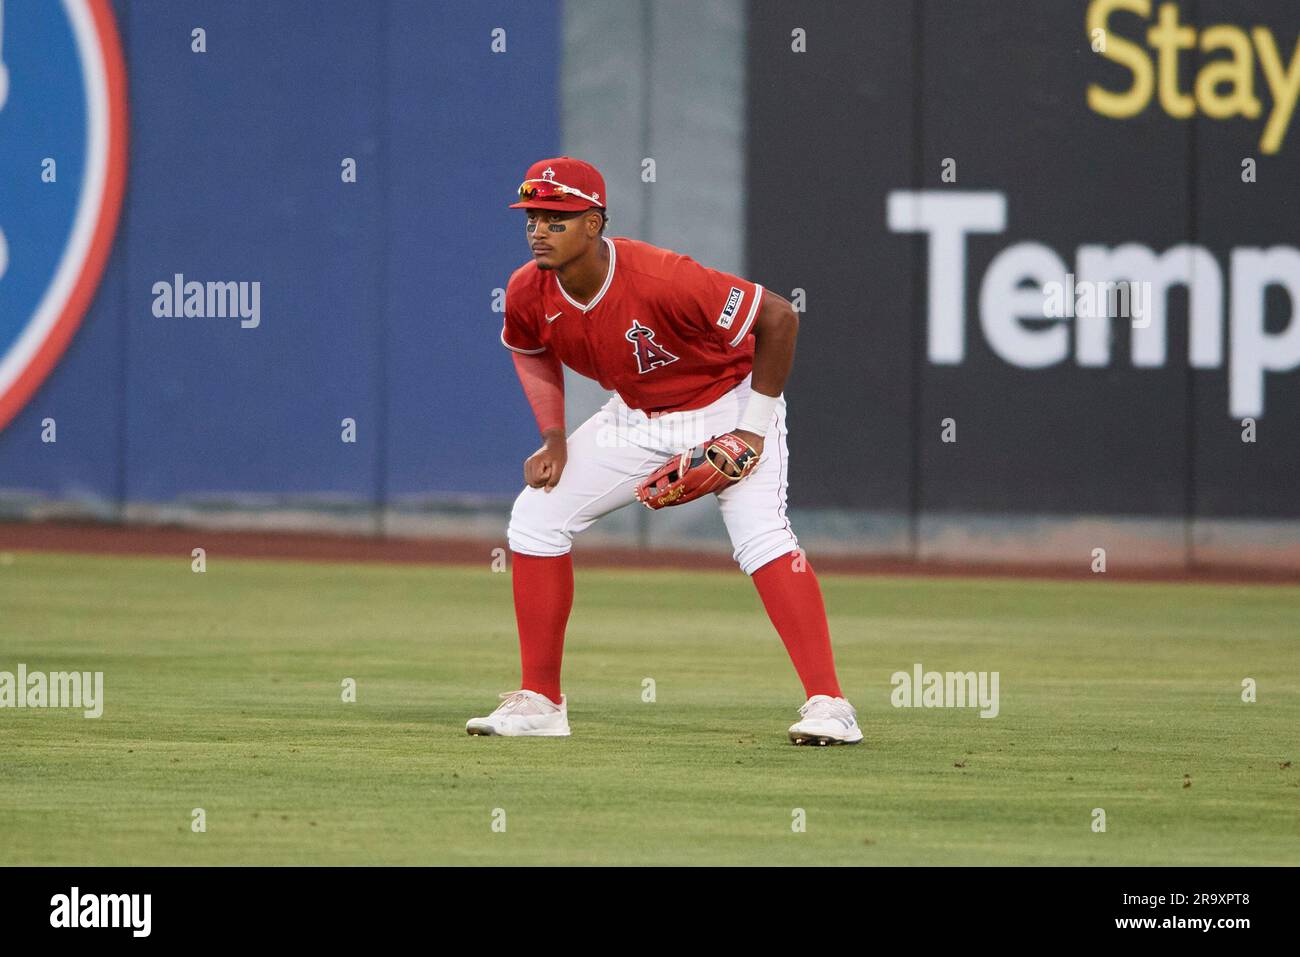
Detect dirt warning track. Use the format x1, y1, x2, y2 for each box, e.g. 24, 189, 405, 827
3, 520, 1298, 585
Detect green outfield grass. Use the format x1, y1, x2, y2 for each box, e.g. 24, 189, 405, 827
0, 550, 1296, 866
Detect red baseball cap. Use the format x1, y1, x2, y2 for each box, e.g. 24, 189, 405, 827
509, 157, 607, 212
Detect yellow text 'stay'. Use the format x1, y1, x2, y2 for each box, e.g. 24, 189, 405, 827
1088, 0, 1300, 154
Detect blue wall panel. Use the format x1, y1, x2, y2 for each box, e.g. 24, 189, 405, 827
383, 0, 559, 499
0, 0, 561, 510
121, 0, 385, 501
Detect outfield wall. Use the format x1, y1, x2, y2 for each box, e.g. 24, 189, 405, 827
0, 0, 562, 520
1, 1, 1298, 571
745, 0, 1300, 569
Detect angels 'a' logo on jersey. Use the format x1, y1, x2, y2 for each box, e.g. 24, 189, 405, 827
625, 319, 679, 374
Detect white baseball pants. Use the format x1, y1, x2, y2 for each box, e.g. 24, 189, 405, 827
507, 373, 799, 575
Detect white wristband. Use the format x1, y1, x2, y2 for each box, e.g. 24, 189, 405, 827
737, 391, 778, 436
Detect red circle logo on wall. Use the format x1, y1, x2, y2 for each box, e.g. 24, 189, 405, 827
0, 0, 128, 432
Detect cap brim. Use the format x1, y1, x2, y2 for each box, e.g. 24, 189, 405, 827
508, 198, 597, 211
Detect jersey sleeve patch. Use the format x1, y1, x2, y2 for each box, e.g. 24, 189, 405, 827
715, 286, 745, 330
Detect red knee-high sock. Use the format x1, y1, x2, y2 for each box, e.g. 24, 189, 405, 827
511, 552, 573, 704
751, 553, 843, 699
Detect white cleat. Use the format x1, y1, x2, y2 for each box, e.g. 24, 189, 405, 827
466, 690, 571, 737
788, 694, 863, 746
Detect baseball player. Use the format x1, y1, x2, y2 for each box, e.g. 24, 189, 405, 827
466, 157, 861, 745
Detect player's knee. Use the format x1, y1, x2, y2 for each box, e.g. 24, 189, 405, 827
732, 527, 800, 576
506, 486, 573, 556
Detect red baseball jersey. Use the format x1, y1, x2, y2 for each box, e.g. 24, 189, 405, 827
500, 236, 764, 413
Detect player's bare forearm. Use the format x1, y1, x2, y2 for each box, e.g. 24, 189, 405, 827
748, 291, 797, 399
734, 291, 797, 453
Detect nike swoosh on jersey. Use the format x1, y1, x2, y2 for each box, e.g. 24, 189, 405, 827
545, 311, 563, 323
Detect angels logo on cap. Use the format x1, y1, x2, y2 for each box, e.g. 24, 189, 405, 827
510, 157, 607, 212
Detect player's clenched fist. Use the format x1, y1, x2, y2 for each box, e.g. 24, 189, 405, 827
524, 427, 568, 492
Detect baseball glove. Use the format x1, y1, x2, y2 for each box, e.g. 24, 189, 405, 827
635, 432, 761, 510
